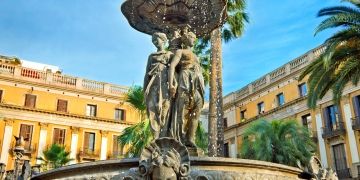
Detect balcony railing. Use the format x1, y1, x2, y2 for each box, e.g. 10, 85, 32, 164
322, 122, 346, 139
310, 130, 318, 142
78, 148, 100, 160
108, 151, 122, 159
336, 168, 352, 179
352, 116, 360, 131
0, 61, 129, 96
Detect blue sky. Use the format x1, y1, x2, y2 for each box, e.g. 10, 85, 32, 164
0, 0, 341, 96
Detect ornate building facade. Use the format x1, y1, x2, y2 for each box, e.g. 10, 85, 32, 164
223, 45, 360, 179
0, 55, 140, 171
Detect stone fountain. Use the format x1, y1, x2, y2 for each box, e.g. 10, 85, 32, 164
31, 0, 321, 179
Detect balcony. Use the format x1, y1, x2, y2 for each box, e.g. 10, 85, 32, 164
352, 116, 360, 131
310, 130, 318, 142
107, 151, 122, 159
322, 122, 346, 139
336, 168, 352, 179
78, 148, 100, 161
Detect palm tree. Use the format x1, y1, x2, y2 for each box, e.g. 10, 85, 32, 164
118, 85, 152, 157
240, 120, 316, 167
198, 0, 249, 157
118, 86, 209, 157
299, 0, 360, 108
37, 144, 72, 171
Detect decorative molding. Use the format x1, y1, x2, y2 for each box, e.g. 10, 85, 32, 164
39, 122, 49, 130
100, 130, 109, 137
71, 126, 80, 133
3, 118, 14, 126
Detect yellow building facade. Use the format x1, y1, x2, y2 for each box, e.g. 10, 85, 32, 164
0, 55, 140, 171
223, 45, 360, 179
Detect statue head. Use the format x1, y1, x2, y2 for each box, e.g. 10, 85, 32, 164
152, 32, 168, 50
181, 31, 196, 47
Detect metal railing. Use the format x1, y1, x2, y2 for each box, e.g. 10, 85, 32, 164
336, 168, 352, 179
352, 116, 360, 130
78, 147, 100, 159
322, 122, 346, 139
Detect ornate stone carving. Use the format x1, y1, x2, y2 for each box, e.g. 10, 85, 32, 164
306, 156, 338, 180
139, 138, 190, 180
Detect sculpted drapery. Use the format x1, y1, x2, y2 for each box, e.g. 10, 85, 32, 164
144, 28, 205, 147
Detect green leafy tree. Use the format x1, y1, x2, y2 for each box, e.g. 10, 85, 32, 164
299, 0, 360, 108
118, 86, 208, 157
37, 144, 73, 170
240, 120, 316, 167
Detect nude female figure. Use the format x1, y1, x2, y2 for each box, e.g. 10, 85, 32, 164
168, 31, 205, 147
144, 32, 173, 138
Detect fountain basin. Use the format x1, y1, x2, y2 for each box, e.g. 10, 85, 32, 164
32, 157, 304, 179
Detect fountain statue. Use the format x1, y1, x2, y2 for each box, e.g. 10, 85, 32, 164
32, 1, 311, 179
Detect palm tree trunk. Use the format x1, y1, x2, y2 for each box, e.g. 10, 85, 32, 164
208, 27, 223, 157
216, 35, 224, 157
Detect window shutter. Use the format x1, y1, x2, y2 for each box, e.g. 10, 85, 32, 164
25, 94, 36, 108
123, 110, 126, 121
322, 108, 330, 128
353, 96, 360, 117
53, 128, 59, 144
84, 133, 90, 150
57, 100, 68, 112
86, 105, 90, 116
0, 90, 3, 102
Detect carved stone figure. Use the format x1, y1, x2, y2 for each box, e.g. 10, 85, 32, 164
168, 30, 205, 147
138, 138, 190, 180
306, 156, 338, 180
144, 32, 173, 138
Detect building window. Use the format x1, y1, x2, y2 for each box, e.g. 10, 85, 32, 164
301, 114, 312, 129
53, 128, 66, 145
298, 83, 307, 97
19, 124, 33, 150
57, 99, 68, 112
332, 144, 350, 178
0, 90, 3, 102
325, 105, 341, 130
112, 135, 122, 158
115, 109, 126, 121
352, 95, 360, 118
240, 110, 246, 120
224, 143, 229, 157
223, 118, 228, 128
24, 94, 36, 108
86, 104, 97, 117
257, 102, 265, 115
84, 132, 96, 152
276, 93, 285, 106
